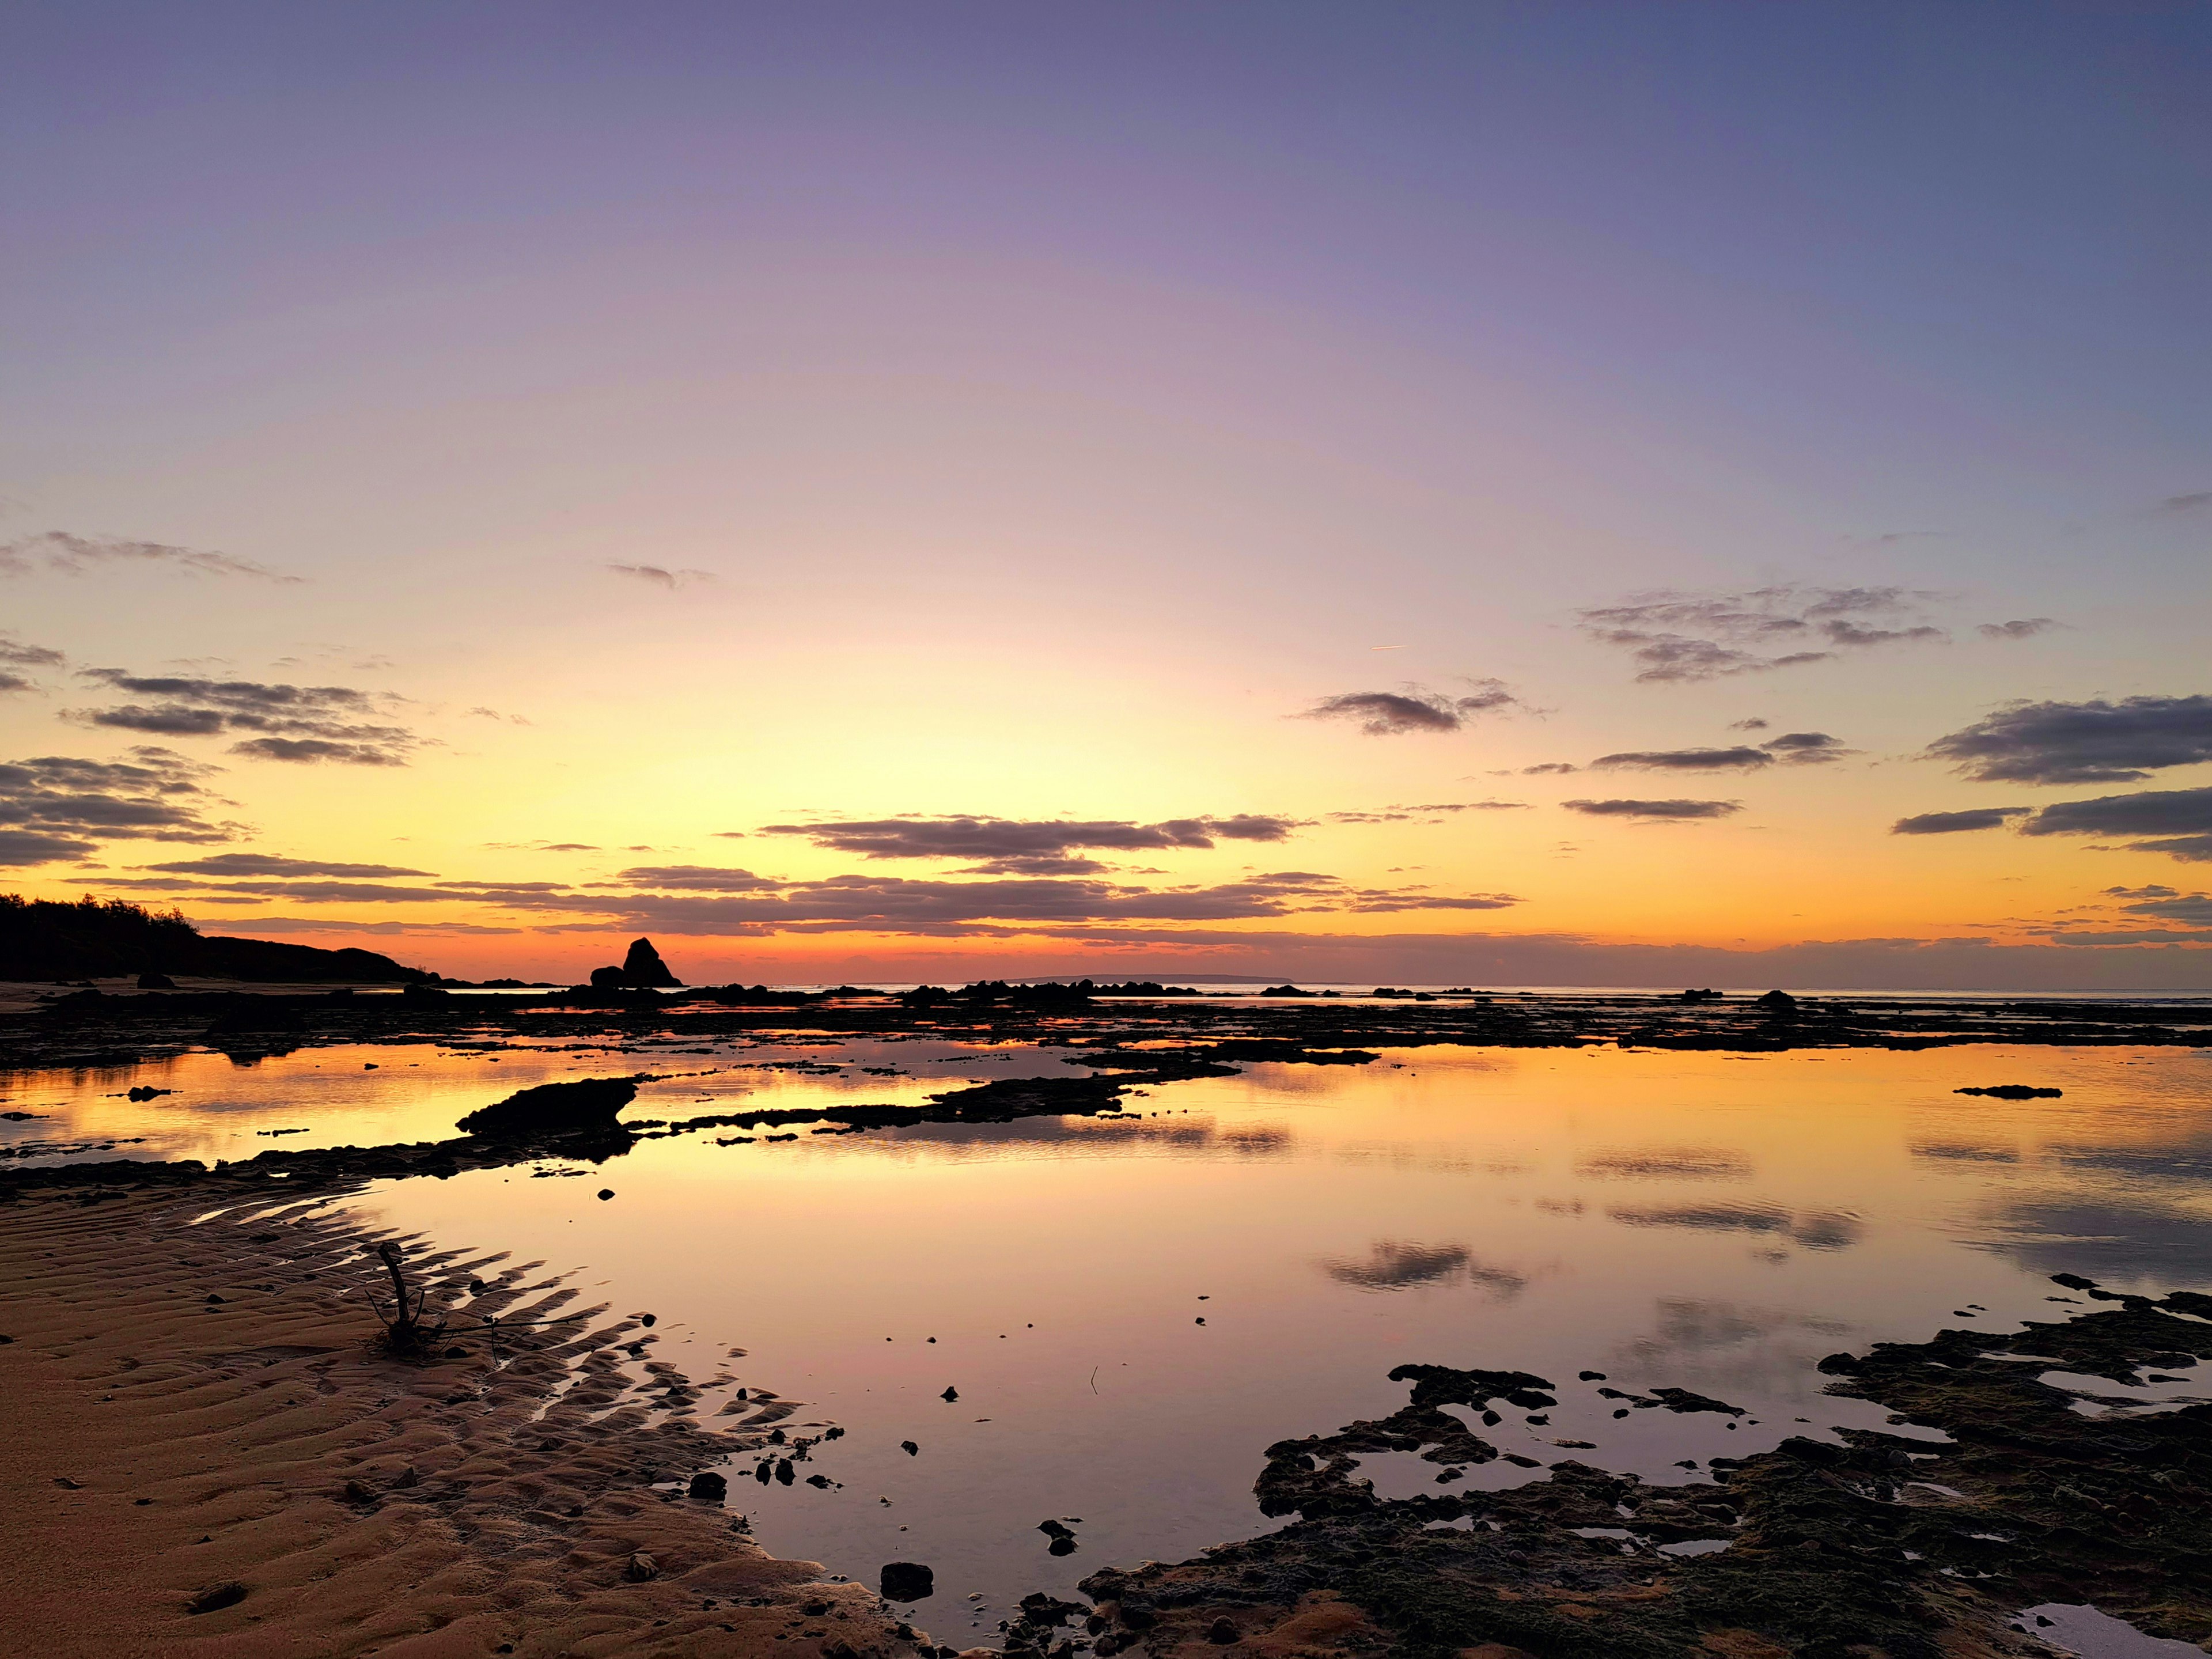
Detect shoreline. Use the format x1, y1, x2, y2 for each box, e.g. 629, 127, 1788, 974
0, 1181, 940, 1659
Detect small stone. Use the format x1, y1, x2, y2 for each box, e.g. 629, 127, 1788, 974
1206, 1618, 1239, 1644
597, 1189, 615, 1200
689, 1471, 728, 1502
941, 1386, 958, 1402
627, 1552, 659, 1582
902, 1441, 919, 1456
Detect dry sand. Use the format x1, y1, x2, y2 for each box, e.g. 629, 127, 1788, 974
0, 1181, 939, 1658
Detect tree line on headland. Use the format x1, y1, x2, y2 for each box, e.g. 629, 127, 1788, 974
0, 893, 429, 983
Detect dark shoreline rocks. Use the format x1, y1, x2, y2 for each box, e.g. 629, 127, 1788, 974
1075, 1278, 2212, 1659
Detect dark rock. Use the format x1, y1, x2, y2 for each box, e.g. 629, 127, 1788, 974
1649, 1385, 1746, 1415
774, 1459, 794, 1485
457, 1076, 638, 1138
186, 1583, 248, 1615
901, 1440, 919, 1456
599, 1188, 615, 1200
689, 1471, 728, 1501
1206, 1618, 1239, 1643
881, 1562, 934, 1601
626, 1552, 658, 1582
622, 937, 682, 987
137, 972, 177, 990
589, 966, 626, 989
1955, 1084, 2063, 1100
1019, 1594, 1088, 1626
941, 1386, 958, 1402
1756, 988, 1797, 1011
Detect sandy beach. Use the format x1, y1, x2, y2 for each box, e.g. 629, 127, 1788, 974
0, 1181, 932, 1659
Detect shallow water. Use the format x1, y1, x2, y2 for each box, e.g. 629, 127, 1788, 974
12, 1039, 2212, 1634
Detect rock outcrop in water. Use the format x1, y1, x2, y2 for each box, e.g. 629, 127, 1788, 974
583, 937, 681, 990
456, 1077, 638, 1139
622, 938, 681, 987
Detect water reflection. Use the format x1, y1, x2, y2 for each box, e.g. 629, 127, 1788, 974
7, 1039, 2212, 1618
1317, 1241, 1527, 1297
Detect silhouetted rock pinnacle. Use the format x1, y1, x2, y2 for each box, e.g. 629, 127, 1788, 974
621, 937, 681, 987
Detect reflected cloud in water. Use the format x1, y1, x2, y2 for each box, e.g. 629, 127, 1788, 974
1576, 1148, 1751, 1181
1607, 1202, 1863, 1250
1319, 1240, 1527, 1297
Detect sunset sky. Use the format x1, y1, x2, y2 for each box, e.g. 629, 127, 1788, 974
4, 3, 2209, 987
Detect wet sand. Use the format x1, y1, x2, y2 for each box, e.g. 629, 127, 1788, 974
0, 1183, 934, 1659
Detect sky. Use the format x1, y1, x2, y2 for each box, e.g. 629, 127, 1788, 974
3, 1, 2210, 988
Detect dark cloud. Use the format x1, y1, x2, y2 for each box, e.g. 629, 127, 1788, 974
229, 737, 410, 766
1728, 718, 1770, 731
758, 814, 1300, 861
1891, 807, 2032, 835
1977, 618, 2059, 641
0, 747, 236, 858
431, 866, 1522, 934
1578, 585, 1946, 682
607, 563, 714, 589
1592, 746, 1773, 772
1926, 695, 2212, 785
605, 865, 782, 892
145, 853, 433, 878
2105, 889, 2212, 928
1562, 798, 1742, 821
0, 828, 99, 865
1319, 1241, 1525, 1297
68, 669, 419, 765
1521, 762, 1578, 775
2157, 491, 2212, 515
1760, 732, 1851, 763
1300, 680, 1522, 735
0, 530, 298, 582
2019, 784, 2212, 862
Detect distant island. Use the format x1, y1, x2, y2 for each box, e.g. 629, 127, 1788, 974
0, 894, 431, 983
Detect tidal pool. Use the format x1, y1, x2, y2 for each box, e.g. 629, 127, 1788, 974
12, 1039, 2212, 1631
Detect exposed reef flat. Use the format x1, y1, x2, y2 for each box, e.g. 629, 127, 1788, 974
1069, 1283, 2212, 1659
4, 980, 2208, 1080
0, 1182, 940, 1659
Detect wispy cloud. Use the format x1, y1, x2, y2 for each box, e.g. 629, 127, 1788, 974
1577, 585, 1947, 683
0, 530, 298, 582
757, 813, 1301, 865
1976, 618, 2059, 641
607, 563, 715, 589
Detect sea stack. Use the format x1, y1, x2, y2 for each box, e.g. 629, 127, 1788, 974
621, 937, 681, 987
